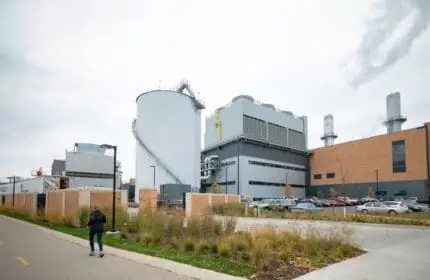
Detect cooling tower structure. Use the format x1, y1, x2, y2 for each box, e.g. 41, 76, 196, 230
321, 114, 338, 146
132, 80, 204, 202
383, 92, 407, 133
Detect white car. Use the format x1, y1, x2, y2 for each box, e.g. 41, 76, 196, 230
357, 201, 409, 215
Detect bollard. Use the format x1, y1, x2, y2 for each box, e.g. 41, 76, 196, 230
257, 206, 261, 217
245, 204, 248, 216
343, 207, 346, 218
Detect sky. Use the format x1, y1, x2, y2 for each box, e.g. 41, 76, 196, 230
1, 0, 430, 182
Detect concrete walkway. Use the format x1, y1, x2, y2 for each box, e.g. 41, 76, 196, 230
0, 215, 244, 280
233, 216, 430, 280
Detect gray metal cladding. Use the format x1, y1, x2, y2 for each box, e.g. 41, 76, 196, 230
288, 129, 306, 150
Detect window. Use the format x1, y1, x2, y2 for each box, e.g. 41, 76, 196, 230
248, 160, 306, 171
326, 172, 335, 179
392, 140, 406, 173
313, 174, 322, 180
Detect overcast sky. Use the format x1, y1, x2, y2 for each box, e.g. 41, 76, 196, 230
1, 0, 429, 182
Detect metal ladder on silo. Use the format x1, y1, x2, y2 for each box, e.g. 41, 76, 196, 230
132, 119, 183, 184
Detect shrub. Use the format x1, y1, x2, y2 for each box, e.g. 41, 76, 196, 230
218, 243, 230, 258
184, 239, 195, 252
197, 242, 209, 254
250, 238, 271, 268
62, 216, 75, 227
209, 243, 219, 254
78, 207, 90, 228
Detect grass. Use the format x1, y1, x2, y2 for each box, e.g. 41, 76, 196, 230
213, 204, 430, 227
0, 205, 363, 280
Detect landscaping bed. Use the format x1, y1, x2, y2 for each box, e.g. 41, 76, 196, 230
213, 203, 430, 227
1, 206, 363, 280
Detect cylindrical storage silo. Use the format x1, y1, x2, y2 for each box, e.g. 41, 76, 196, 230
133, 90, 203, 203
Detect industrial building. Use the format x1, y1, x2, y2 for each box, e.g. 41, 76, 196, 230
0, 143, 121, 195
201, 95, 309, 199
309, 92, 430, 199
133, 81, 204, 203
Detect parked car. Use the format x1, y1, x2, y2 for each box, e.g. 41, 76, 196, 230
357, 201, 409, 215
338, 196, 359, 205
359, 197, 378, 205
291, 202, 323, 214
319, 198, 334, 207
248, 199, 278, 210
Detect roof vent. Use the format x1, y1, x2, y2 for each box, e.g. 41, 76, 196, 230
282, 110, 293, 115
232, 95, 254, 103
262, 103, 276, 110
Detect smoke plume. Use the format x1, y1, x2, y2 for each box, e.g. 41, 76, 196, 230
346, 0, 430, 88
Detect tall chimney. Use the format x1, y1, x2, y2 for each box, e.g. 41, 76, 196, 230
321, 114, 338, 146
383, 92, 407, 133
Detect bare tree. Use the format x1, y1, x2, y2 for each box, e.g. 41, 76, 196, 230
336, 154, 349, 196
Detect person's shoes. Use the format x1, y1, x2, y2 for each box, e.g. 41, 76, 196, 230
89, 251, 95, 256
99, 251, 104, 258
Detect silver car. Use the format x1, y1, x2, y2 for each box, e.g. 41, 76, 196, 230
357, 201, 409, 215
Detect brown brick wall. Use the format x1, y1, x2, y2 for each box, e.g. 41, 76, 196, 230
47, 192, 64, 218
311, 126, 428, 186
64, 191, 80, 219
90, 191, 121, 209
139, 189, 157, 214
185, 193, 241, 217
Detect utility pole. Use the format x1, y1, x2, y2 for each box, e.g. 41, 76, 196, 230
375, 169, 379, 199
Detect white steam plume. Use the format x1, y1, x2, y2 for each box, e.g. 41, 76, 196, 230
346, 0, 430, 88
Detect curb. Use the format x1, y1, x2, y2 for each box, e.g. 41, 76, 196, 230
1, 215, 246, 280
228, 216, 430, 230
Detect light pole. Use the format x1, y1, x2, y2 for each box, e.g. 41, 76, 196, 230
11, 175, 16, 207
375, 169, 379, 199
225, 166, 229, 195
285, 172, 290, 197
100, 144, 118, 233
150, 165, 156, 189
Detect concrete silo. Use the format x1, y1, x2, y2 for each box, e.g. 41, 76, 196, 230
132, 80, 205, 202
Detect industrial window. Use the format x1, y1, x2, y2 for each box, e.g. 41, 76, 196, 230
220, 161, 235, 167
313, 174, 322, 180
248, 160, 306, 171
392, 140, 406, 173
249, 181, 304, 188
65, 171, 114, 179
326, 172, 335, 179
217, 181, 236, 186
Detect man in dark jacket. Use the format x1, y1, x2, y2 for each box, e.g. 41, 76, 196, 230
87, 205, 107, 257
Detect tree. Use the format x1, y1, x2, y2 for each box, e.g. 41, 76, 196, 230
368, 187, 375, 198
285, 184, 293, 197
329, 187, 337, 198
211, 183, 223, 194
316, 191, 323, 198
336, 154, 349, 196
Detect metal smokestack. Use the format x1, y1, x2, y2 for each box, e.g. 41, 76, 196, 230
383, 92, 407, 133
321, 114, 338, 147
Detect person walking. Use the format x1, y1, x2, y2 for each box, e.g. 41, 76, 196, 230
87, 205, 107, 258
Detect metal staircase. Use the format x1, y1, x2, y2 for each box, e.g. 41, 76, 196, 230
132, 119, 183, 184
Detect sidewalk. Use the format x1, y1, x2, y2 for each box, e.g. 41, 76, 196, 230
3, 216, 245, 280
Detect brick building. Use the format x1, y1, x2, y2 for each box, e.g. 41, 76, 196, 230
309, 122, 430, 199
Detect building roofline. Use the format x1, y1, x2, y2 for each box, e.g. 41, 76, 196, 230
311, 122, 429, 152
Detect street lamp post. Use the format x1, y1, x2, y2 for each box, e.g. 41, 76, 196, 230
225, 166, 229, 195
100, 144, 118, 234
150, 165, 156, 189
12, 175, 16, 207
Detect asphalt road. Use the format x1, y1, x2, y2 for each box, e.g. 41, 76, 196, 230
0, 216, 191, 280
